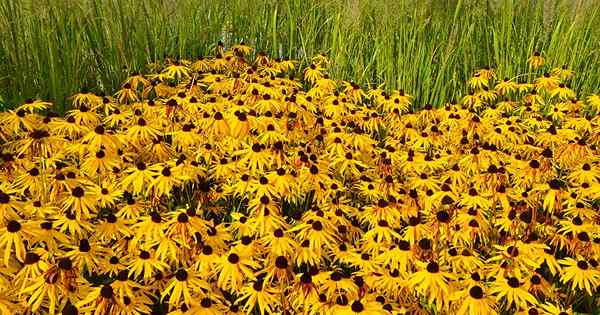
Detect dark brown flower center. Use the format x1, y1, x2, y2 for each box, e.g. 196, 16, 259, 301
577, 260, 589, 270
24, 252, 40, 265
175, 269, 188, 281
139, 251, 150, 259
72, 187, 84, 198
275, 256, 288, 269
469, 285, 484, 299
6, 220, 21, 233
100, 285, 114, 299
228, 253, 240, 264
200, 298, 212, 308
351, 301, 364, 312
426, 261, 439, 273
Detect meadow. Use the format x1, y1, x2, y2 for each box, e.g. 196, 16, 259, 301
1, 0, 600, 315
1, 0, 600, 111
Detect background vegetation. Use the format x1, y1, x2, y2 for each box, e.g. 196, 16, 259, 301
1, 0, 599, 111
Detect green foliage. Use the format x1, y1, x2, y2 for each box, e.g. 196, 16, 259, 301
1, 0, 599, 109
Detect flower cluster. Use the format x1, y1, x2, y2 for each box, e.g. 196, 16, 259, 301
1, 43, 600, 315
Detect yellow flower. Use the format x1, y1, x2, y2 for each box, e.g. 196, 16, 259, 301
408, 261, 456, 309
451, 285, 497, 315
587, 94, 600, 113
236, 279, 280, 315
528, 51, 545, 69
17, 98, 53, 113
468, 73, 488, 90
127, 249, 169, 282
490, 276, 538, 310
550, 83, 576, 100
20, 275, 62, 314
0, 220, 26, 265
534, 72, 560, 90
120, 162, 155, 196
161, 63, 191, 80
215, 250, 260, 292
559, 257, 600, 295
303, 63, 324, 84
161, 268, 210, 308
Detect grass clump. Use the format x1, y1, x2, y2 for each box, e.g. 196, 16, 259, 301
1, 0, 600, 111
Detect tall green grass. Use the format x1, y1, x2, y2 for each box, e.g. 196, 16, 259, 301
1, 0, 599, 111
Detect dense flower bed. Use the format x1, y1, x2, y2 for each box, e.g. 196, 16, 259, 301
0, 43, 599, 314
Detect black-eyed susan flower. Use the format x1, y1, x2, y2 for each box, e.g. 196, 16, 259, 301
128, 249, 169, 283
451, 284, 497, 315
161, 268, 210, 308
408, 261, 456, 308
303, 63, 325, 84
215, 250, 260, 292
490, 276, 537, 310
0, 219, 26, 265
236, 278, 279, 315
528, 51, 545, 69
559, 257, 600, 295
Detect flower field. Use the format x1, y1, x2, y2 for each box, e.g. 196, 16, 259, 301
2, 0, 600, 110
1, 41, 600, 314
2, 1, 600, 315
